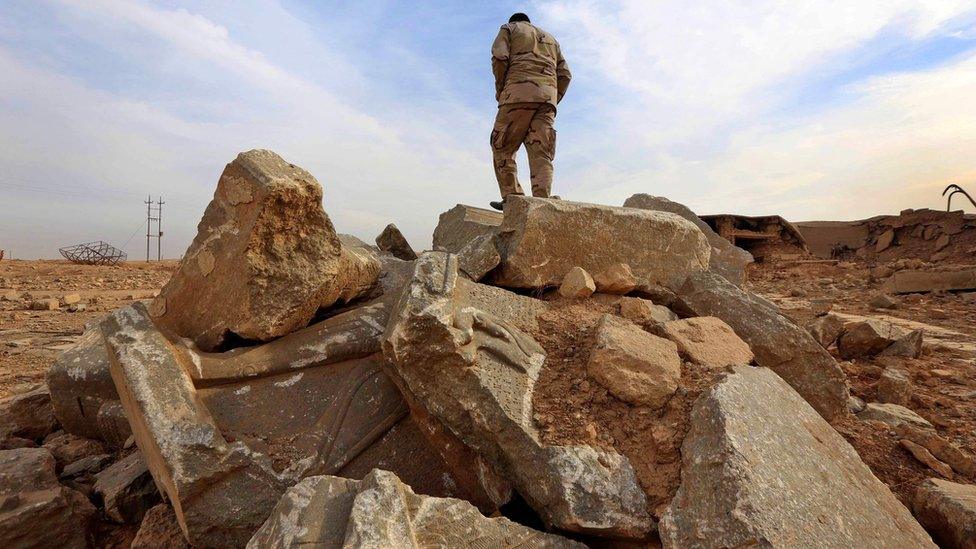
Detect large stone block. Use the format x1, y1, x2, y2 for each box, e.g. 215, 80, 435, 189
382, 253, 652, 539
249, 469, 583, 548
0, 448, 96, 548
587, 314, 680, 407
432, 204, 503, 253
913, 478, 976, 548
838, 318, 903, 359
660, 316, 754, 367
660, 367, 934, 548
624, 194, 753, 285
674, 272, 849, 422
150, 149, 380, 351
492, 197, 710, 292
47, 324, 119, 440
883, 269, 976, 294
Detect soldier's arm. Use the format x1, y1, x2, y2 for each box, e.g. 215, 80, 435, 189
556, 44, 572, 103
491, 27, 510, 100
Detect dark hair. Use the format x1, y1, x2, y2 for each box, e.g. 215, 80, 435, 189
509, 13, 530, 23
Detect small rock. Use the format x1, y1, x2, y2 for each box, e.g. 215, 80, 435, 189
0, 384, 58, 441
838, 319, 902, 359
61, 293, 82, 305
66, 303, 87, 313
592, 262, 639, 295
807, 314, 846, 349
660, 316, 754, 368
848, 395, 866, 413
558, 266, 595, 299
809, 298, 833, 316
30, 298, 59, 311
0, 290, 19, 301
94, 452, 159, 523
877, 368, 912, 406
42, 432, 106, 471
871, 265, 895, 280
934, 234, 951, 251
587, 314, 680, 407
374, 223, 418, 261
869, 294, 899, 309
857, 402, 932, 430
900, 440, 953, 478
618, 296, 676, 325
876, 229, 895, 252
913, 478, 976, 549
880, 329, 924, 359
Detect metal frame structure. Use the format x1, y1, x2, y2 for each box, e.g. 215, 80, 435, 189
944, 184, 976, 212
59, 241, 127, 266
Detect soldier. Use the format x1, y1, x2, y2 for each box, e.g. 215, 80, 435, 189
489, 13, 571, 211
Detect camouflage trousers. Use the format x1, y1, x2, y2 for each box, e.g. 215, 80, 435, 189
490, 102, 556, 198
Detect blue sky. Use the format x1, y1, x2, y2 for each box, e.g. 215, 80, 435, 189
2, 1, 975, 259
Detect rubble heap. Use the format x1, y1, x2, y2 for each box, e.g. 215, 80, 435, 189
3, 150, 971, 547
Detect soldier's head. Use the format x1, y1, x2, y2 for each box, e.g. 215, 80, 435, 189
509, 13, 530, 23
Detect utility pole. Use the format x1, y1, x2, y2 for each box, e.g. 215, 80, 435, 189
145, 196, 163, 261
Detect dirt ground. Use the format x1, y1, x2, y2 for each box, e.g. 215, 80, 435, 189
1, 256, 974, 511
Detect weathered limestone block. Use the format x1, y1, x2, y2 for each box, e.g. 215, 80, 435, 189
492, 197, 710, 291
94, 452, 159, 523
806, 313, 845, 349
877, 368, 911, 406
375, 223, 418, 260
587, 314, 680, 407
880, 329, 924, 358
432, 204, 503, 253
624, 194, 753, 285
0, 383, 57, 441
383, 253, 652, 539
901, 440, 953, 478
675, 272, 850, 422
47, 324, 119, 440
858, 402, 932, 429
660, 366, 935, 548
456, 233, 501, 281
838, 319, 903, 359
883, 269, 976, 294
559, 266, 596, 298
0, 448, 96, 548
592, 263, 639, 295
660, 316, 754, 367
150, 149, 380, 351
913, 478, 976, 548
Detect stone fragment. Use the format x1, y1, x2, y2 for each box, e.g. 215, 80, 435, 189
869, 293, 900, 309
934, 233, 951, 251
675, 272, 849, 421
132, 504, 189, 549
96, 400, 133, 449
432, 204, 503, 253
42, 431, 106, 471
877, 368, 911, 406
375, 223, 418, 260
623, 194, 753, 285
47, 324, 119, 440
592, 262, 639, 294
250, 470, 583, 548
880, 329, 924, 359
67, 303, 87, 313
493, 197, 710, 292
60, 453, 113, 481
30, 298, 59, 310
94, 452, 159, 523
150, 149, 380, 351
809, 298, 833, 316
660, 366, 935, 548
587, 314, 681, 407
0, 290, 18, 301
558, 266, 595, 298
619, 296, 676, 325
858, 402, 933, 429
896, 424, 976, 479
383, 253, 652, 538
876, 228, 895, 252
61, 292, 81, 305
660, 316, 753, 368
0, 448, 96, 548
913, 478, 976, 548
901, 440, 953, 478
0, 383, 57, 441
883, 269, 976, 294
456, 233, 500, 281
806, 313, 846, 349
838, 318, 902, 359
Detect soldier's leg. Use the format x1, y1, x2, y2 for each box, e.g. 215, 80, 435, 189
491, 105, 534, 198
524, 105, 557, 198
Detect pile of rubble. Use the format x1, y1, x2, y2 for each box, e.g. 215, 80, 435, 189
1, 150, 974, 548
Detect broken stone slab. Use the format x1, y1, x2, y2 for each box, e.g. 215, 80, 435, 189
0, 383, 57, 441
806, 313, 845, 349
674, 272, 850, 422
913, 478, 976, 548
455, 233, 501, 281
883, 269, 976, 294
880, 329, 924, 359
94, 452, 159, 524
0, 447, 96, 548
896, 424, 976, 479
858, 402, 933, 429
587, 314, 680, 407
838, 318, 904, 359
132, 504, 189, 549
876, 228, 896, 252
383, 253, 652, 539
660, 366, 935, 548
623, 194, 753, 286
432, 204, 504, 253
559, 266, 596, 298
660, 316, 753, 368
150, 149, 380, 351
492, 197, 710, 292
901, 440, 953, 478
250, 469, 583, 548
877, 368, 912, 406
375, 223, 418, 260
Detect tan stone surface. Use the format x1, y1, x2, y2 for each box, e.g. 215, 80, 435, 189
592, 262, 639, 295
132, 504, 189, 549
375, 223, 418, 260
619, 296, 676, 325
806, 313, 845, 348
150, 149, 380, 351
661, 316, 754, 368
587, 314, 680, 407
432, 204, 503, 253
558, 266, 595, 298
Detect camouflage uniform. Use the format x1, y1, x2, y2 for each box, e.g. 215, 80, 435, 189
491, 21, 571, 198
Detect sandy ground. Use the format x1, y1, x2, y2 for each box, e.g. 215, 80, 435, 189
1, 257, 973, 510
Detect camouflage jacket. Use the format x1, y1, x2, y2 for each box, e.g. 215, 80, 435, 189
491, 21, 571, 107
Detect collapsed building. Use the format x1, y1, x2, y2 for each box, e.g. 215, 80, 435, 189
21, 150, 972, 547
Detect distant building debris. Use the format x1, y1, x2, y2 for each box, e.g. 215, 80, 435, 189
59, 241, 127, 265
700, 214, 810, 261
